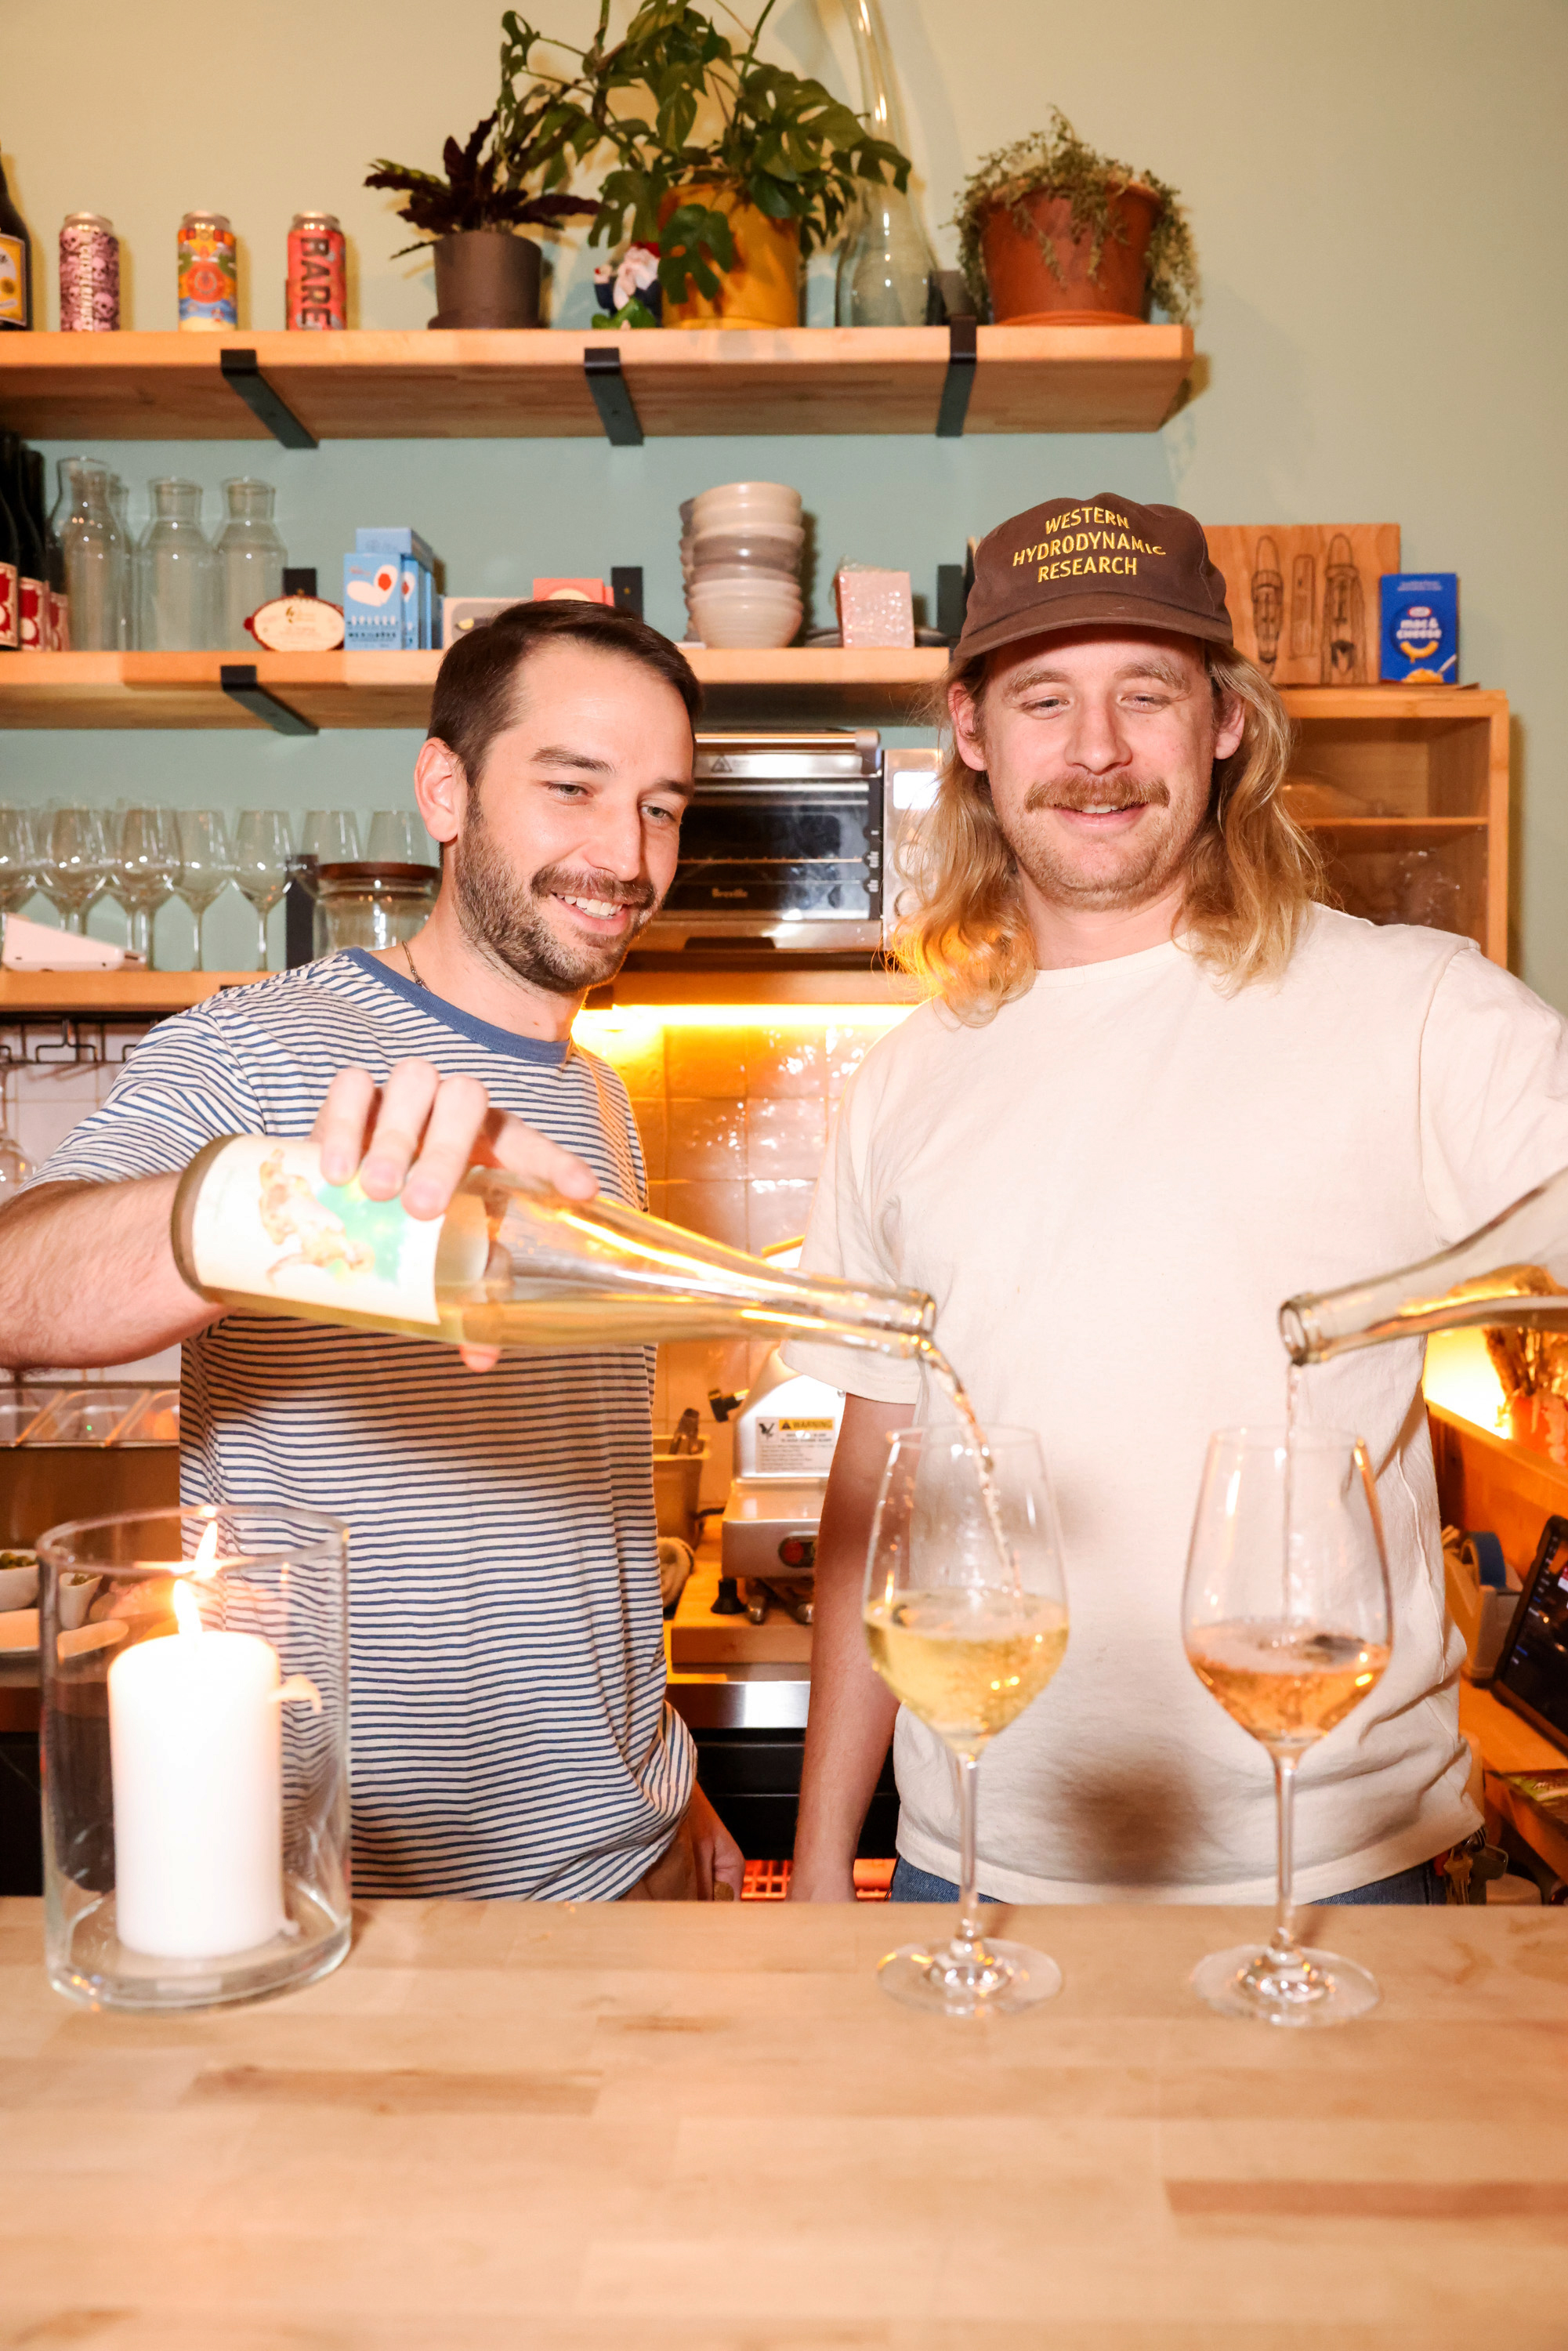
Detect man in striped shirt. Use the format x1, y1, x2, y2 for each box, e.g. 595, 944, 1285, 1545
0, 602, 744, 1903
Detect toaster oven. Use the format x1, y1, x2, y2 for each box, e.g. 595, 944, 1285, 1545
644, 731, 930, 954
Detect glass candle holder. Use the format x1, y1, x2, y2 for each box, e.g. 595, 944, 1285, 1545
37, 1503, 350, 2012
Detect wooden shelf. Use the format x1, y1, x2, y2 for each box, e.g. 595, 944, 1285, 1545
0, 324, 1194, 442
0, 660, 1509, 737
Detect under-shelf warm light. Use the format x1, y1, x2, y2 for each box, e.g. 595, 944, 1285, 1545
572, 1003, 915, 1045
1421, 1328, 1508, 1433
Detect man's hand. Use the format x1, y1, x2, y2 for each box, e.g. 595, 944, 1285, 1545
686, 1783, 746, 1901
312, 1060, 599, 1371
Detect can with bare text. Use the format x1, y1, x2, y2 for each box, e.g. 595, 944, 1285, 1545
60, 213, 121, 331
286, 212, 346, 331
178, 210, 237, 330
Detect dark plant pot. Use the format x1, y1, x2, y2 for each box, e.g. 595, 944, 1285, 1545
979, 183, 1160, 326
429, 232, 541, 330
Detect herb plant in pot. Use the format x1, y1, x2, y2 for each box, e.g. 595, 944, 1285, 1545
954, 110, 1197, 328
367, 103, 600, 328
576, 0, 911, 330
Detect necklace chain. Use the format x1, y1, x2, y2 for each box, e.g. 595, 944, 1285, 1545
402, 938, 427, 991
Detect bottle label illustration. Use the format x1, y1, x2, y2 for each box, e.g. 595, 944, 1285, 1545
178, 225, 238, 330
0, 561, 16, 649
17, 577, 44, 650
189, 1136, 443, 1325
0, 235, 26, 326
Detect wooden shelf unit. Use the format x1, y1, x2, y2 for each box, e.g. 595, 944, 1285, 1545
0, 324, 1194, 442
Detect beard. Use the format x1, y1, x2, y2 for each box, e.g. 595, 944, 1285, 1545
451, 797, 657, 994
1001, 772, 1187, 912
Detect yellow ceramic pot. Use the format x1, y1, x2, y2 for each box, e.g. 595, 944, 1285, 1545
657, 186, 801, 331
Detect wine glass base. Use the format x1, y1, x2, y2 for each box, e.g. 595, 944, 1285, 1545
1192, 1940, 1381, 2028
877, 1936, 1063, 2017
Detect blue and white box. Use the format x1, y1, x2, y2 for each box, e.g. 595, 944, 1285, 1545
357, 528, 438, 650
1381, 573, 1458, 684
342, 552, 404, 650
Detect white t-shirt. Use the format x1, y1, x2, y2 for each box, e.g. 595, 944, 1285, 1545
784, 909, 1568, 1904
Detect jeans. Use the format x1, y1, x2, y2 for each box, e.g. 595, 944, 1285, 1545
889, 1856, 1447, 1906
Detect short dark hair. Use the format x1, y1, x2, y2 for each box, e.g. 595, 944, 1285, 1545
427, 600, 703, 782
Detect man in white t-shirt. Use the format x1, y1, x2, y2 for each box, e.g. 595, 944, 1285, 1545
785, 491, 1568, 1908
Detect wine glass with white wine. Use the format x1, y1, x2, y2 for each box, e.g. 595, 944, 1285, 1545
1182, 1425, 1392, 2027
863, 1422, 1069, 2016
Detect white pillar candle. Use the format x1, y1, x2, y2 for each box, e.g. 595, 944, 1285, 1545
109, 1603, 285, 1960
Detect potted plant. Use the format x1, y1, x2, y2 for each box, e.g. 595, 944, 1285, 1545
505, 0, 911, 331
367, 95, 602, 328
953, 110, 1197, 328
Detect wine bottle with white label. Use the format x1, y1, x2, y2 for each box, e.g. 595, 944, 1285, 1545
171, 1134, 936, 1358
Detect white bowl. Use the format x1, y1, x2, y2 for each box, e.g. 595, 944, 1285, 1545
693, 484, 802, 528
687, 597, 802, 650
689, 564, 803, 594
0, 1556, 38, 1610
690, 529, 802, 574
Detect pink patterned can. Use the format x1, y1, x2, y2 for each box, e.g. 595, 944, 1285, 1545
59, 212, 121, 331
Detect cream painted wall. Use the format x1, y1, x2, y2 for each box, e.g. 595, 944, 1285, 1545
5, 0, 1567, 994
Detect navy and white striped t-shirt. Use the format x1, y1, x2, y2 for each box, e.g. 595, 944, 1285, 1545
32, 948, 693, 1901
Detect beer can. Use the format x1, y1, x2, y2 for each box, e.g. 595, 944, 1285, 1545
60, 212, 121, 332
178, 210, 237, 331
287, 211, 346, 331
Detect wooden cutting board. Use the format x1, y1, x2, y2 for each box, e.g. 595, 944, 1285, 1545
1204, 523, 1400, 685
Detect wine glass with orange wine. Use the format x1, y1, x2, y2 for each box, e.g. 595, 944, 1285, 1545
1182, 1425, 1393, 2026
863, 1423, 1069, 2016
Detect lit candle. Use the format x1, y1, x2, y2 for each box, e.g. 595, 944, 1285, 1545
108, 1523, 285, 1959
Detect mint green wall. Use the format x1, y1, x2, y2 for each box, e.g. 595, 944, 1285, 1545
5, 0, 1566, 994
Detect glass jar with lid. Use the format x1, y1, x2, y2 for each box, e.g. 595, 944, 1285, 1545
317, 860, 439, 951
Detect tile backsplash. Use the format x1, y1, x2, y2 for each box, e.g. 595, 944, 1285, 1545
2, 1003, 916, 1494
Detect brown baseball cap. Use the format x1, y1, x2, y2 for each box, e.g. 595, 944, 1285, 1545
957, 492, 1233, 661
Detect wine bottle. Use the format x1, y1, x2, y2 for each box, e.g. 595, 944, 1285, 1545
1281, 1163, 1568, 1363
22, 447, 57, 649
2, 436, 45, 650
0, 457, 19, 651
171, 1135, 936, 1357
0, 156, 32, 331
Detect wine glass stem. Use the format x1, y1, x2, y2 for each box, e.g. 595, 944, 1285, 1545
1269, 1753, 1302, 1963
255, 904, 269, 971
127, 907, 150, 963
190, 906, 205, 973
952, 1750, 983, 1951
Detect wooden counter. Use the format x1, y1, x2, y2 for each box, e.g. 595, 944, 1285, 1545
2, 1897, 1565, 2345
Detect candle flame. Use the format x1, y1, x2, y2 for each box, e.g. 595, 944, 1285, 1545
191, 1520, 221, 1580
172, 1575, 204, 1638
171, 1519, 222, 1637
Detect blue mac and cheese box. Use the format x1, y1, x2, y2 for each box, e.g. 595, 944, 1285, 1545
1380, 573, 1458, 684
342, 552, 404, 650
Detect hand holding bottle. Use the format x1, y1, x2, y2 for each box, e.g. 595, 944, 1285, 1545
311, 1059, 600, 1373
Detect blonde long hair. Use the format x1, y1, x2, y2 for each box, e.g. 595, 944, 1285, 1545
891, 643, 1323, 1022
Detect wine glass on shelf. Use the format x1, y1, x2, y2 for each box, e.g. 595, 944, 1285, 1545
111, 805, 181, 967
0, 806, 39, 916
37, 805, 112, 935
302, 810, 361, 868
174, 810, 234, 973
863, 1422, 1070, 2016
1182, 1425, 1393, 2028
366, 809, 427, 864
232, 809, 293, 972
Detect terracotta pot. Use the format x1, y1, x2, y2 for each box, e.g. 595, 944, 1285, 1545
657, 187, 800, 331
978, 182, 1160, 326
429, 231, 541, 330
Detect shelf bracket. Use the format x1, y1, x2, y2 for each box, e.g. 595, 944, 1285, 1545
219, 349, 318, 450
936, 317, 977, 440
584, 346, 645, 447
220, 665, 318, 737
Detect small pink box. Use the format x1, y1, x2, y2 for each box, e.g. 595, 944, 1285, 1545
835, 566, 914, 650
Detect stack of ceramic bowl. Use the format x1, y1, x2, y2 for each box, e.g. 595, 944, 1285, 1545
682, 481, 803, 648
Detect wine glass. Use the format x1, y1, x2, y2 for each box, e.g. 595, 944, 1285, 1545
112, 806, 181, 967
0, 806, 39, 915
1182, 1425, 1393, 2027
863, 1422, 1070, 2016
366, 809, 427, 864
175, 810, 234, 972
38, 806, 112, 935
302, 810, 361, 868
232, 810, 293, 972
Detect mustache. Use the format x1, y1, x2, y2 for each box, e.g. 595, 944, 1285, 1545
531, 860, 657, 911
1023, 776, 1171, 813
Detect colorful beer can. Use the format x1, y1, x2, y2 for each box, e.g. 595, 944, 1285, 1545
60, 212, 121, 332
286, 212, 346, 331
178, 210, 237, 331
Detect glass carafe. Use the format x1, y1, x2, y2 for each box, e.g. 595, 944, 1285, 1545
835, 184, 934, 326
1282, 1165, 1568, 1363
135, 479, 216, 651
53, 458, 128, 652
216, 478, 286, 648
172, 1135, 936, 1358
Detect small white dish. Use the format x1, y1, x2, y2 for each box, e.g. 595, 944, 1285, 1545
59, 1572, 101, 1631
0, 1556, 38, 1610
0, 1607, 39, 1658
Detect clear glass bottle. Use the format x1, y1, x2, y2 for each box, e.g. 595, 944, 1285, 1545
216, 478, 286, 647
135, 479, 217, 651
834, 0, 935, 328
52, 458, 128, 652
172, 1135, 937, 1358
1282, 1165, 1568, 1363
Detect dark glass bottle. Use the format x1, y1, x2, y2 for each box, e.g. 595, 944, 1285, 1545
0, 155, 32, 331
0, 457, 18, 649
2, 435, 45, 650
31, 447, 67, 647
